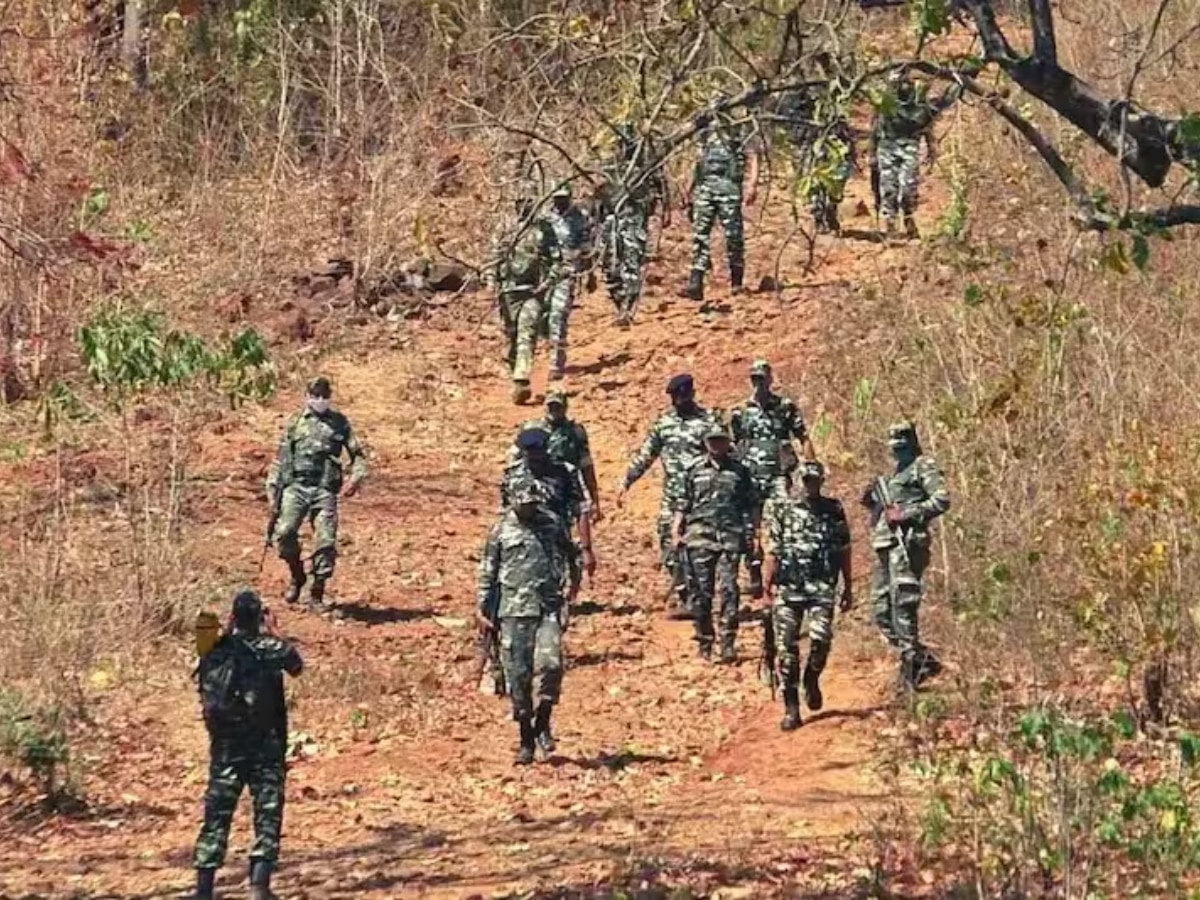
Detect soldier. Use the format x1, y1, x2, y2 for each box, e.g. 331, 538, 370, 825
477, 478, 572, 765
502, 426, 596, 587
518, 389, 602, 521
599, 124, 669, 325
618, 373, 720, 615
193, 590, 303, 900
731, 358, 816, 596
870, 70, 959, 238
672, 424, 759, 661
492, 197, 562, 404
545, 183, 593, 380
764, 461, 852, 731
778, 84, 856, 234
684, 109, 760, 303
267, 377, 367, 612
862, 421, 950, 690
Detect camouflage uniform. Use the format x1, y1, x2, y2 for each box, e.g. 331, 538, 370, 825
477, 506, 569, 724
768, 491, 850, 692
492, 208, 562, 395
268, 406, 367, 587
623, 403, 721, 590
514, 412, 593, 475
871, 78, 956, 230
501, 451, 588, 591
676, 452, 758, 654
867, 424, 950, 684
778, 88, 855, 232
545, 189, 593, 378
600, 127, 666, 322
730, 388, 809, 514
689, 119, 755, 282
194, 633, 303, 874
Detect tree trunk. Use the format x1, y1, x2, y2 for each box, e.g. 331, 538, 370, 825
121, 0, 147, 88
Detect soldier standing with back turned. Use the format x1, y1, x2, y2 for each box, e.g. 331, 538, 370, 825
862, 421, 950, 691
544, 183, 593, 381
267, 377, 367, 613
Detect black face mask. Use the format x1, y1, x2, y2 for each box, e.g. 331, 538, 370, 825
552, 197, 570, 214
515, 504, 538, 524
892, 444, 917, 467
525, 451, 550, 473
672, 393, 696, 414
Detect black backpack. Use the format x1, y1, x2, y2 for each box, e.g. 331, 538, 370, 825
198, 636, 267, 735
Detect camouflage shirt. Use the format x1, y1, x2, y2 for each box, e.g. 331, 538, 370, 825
267, 407, 367, 494
730, 391, 808, 485
490, 214, 562, 296
546, 204, 592, 273
477, 509, 566, 619
676, 455, 758, 554
519, 417, 593, 472
624, 405, 722, 507
767, 494, 850, 601
694, 121, 759, 188
501, 457, 590, 533
870, 455, 950, 550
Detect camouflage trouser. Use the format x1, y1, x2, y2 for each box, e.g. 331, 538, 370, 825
872, 540, 931, 662
501, 290, 543, 384
690, 178, 744, 275
604, 208, 650, 316
194, 737, 286, 869
876, 137, 920, 219
688, 545, 742, 649
746, 473, 788, 583
654, 500, 686, 600
501, 612, 564, 722
773, 591, 836, 689
275, 483, 339, 580
546, 274, 577, 375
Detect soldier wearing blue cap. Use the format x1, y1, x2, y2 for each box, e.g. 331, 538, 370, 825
764, 460, 851, 730
619, 373, 721, 616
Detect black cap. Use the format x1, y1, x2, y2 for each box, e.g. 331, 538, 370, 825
516, 427, 549, 451
232, 589, 262, 626
666, 373, 694, 396
307, 376, 332, 398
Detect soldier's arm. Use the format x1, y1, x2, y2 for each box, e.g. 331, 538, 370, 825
343, 420, 368, 487
833, 502, 853, 596
787, 400, 815, 459
265, 417, 297, 496
258, 636, 304, 677
573, 425, 601, 511
476, 527, 502, 619
905, 459, 951, 523
742, 467, 761, 546
763, 503, 784, 592
671, 469, 693, 544
729, 406, 745, 446
623, 418, 665, 489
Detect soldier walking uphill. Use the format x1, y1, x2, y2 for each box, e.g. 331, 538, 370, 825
618, 374, 720, 615
518, 389, 603, 521
478, 478, 575, 765
731, 359, 815, 596
672, 424, 759, 662
193, 590, 303, 900
684, 111, 760, 304
778, 85, 857, 235
492, 198, 563, 404
544, 184, 594, 380
764, 461, 852, 731
862, 422, 950, 691
267, 377, 367, 613
599, 125, 668, 326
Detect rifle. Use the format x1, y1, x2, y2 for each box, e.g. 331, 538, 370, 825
474, 581, 506, 697
259, 438, 291, 574
666, 542, 699, 620
759, 608, 777, 698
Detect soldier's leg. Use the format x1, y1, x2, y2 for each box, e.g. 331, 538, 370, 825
895, 543, 934, 686
872, 548, 901, 648
533, 610, 564, 753
501, 292, 521, 369
877, 142, 900, 225
898, 139, 921, 237
308, 489, 339, 605
717, 549, 742, 661
513, 296, 542, 385
746, 497, 765, 598
657, 506, 686, 610
690, 184, 718, 278
193, 752, 248, 871
619, 213, 649, 318
273, 485, 310, 601
546, 276, 575, 378
501, 617, 539, 763
246, 744, 286, 874
803, 598, 835, 710
719, 188, 745, 288
689, 547, 718, 657
604, 218, 626, 309
774, 601, 803, 729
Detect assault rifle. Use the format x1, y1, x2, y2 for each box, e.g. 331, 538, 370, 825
667, 542, 700, 620
475, 581, 506, 697
259, 436, 292, 574
759, 609, 777, 699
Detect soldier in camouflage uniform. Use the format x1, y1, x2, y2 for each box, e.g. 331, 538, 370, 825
545, 183, 594, 380
517, 389, 602, 521
673, 424, 759, 661
862, 421, 950, 690
477, 477, 572, 765
871, 70, 959, 238
685, 110, 760, 303
193, 590, 303, 900
267, 377, 367, 612
731, 358, 816, 596
599, 125, 668, 325
764, 461, 852, 731
778, 86, 856, 234
491, 197, 563, 404
619, 373, 721, 616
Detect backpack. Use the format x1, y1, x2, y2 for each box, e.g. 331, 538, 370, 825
198, 636, 268, 736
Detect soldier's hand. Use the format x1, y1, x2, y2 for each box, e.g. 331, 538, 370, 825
586, 271, 598, 293
745, 186, 758, 206
582, 547, 597, 580
839, 588, 854, 614
262, 606, 278, 634
884, 504, 905, 526
343, 480, 361, 498
616, 486, 628, 509
560, 602, 571, 632
591, 505, 604, 525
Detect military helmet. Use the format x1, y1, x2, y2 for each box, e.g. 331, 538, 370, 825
307, 376, 332, 398
704, 423, 731, 442
551, 182, 573, 200
750, 359, 772, 378
545, 389, 568, 408
887, 421, 919, 447
799, 460, 826, 481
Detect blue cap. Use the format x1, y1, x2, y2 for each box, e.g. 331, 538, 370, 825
516, 427, 549, 451
666, 373, 694, 395
232, 589, 262, 624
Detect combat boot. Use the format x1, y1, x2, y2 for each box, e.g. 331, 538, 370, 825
511, 381, 532, 405
534, 700, 556, 755
685, 270, 704, 302
747, 559, 764, 600
781, 686, 802, 731
698, 641, 713, 662
904, 215, 919, 239
719, 635, 737, 665
308, 577, 327, 611
283, 558, 306, 605
516, 717, 536, 766
194, 868, 216, 900
916, 650, 943, 686
730, 264, 744, 296
802, 663, 823, 712
248, 860, 272, 900
883, 216, 897, 237
898, 654, 920, 693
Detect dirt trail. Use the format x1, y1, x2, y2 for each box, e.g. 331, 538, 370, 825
1, 187, 930, 898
